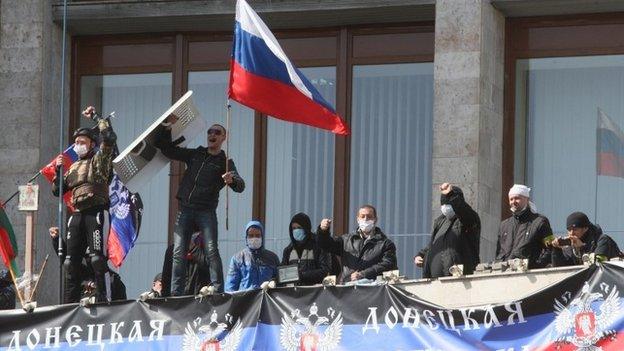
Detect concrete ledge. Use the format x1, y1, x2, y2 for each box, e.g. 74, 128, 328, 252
399, 265, 588, 308
493, 0, 624, 18
52, 0, 435, 35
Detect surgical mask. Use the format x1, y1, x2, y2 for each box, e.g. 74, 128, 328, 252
247, 237, 262, 250
73, 143, 89, 157
293, 228, 306, 242
441, 204, 455, 219
358, 219, 375, 233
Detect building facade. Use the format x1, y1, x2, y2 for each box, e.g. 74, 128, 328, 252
2, 0, 624, 304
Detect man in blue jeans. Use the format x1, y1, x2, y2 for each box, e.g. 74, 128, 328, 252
157, 118, 245, 294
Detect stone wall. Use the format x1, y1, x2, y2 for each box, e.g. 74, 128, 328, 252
432, 0, 505, 261
0, 0, 66, 306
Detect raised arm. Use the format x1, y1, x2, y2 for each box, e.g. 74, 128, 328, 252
316, 219, 343, 256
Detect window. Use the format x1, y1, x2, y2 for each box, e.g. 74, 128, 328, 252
264, 67, 336, 255
187, 70, 255, 272
72, 26, 435, 292
515, 55, 624, 243
80, 73, 172, 297
349, 63, 433, 279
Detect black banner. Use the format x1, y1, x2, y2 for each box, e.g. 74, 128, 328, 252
1, 263, 624, 350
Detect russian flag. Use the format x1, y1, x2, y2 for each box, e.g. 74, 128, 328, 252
40, 145, 79, 211
597, 108, 624, 179
228, 0, 350, 135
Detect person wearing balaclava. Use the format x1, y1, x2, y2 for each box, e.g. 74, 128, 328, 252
224, 220, 280, 293
281, 213, 331, 285
317, 205, 397, 284
414, 183, 480, 278
550, 211, 622, 267
495, 184, 555, 268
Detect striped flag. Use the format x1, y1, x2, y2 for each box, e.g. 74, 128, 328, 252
0, 205, 20, 275
228, 0, 349, 135
597, 108, 624, 179
40, 145, 80, 211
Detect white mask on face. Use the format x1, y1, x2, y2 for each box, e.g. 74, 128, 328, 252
73, 143, 89, 157
247, 237, 262, 250
441, 204, 455, 219
358, 219, 375, 233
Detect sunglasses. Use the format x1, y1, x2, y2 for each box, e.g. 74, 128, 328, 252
207, 128, 223, 136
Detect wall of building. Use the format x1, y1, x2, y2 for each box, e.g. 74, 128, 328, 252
1, 0, 511, 306
0, 0, 67, 305
432, 0, 504, 261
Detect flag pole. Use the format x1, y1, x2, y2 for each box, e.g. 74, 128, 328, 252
28, 254, 49, 302
595, 108, 600, 223
7, 263, 26, 309
0, 172, 42, 207
57, 0, 69, 304
225, 100, 231, 231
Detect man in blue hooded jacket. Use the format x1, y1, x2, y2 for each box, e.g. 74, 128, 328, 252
225, 220, 280, 293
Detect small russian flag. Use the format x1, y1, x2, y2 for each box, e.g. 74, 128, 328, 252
228, 0, 349, 135
40, 145, 80, 211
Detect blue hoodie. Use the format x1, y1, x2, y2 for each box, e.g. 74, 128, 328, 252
225, 221, 280, 293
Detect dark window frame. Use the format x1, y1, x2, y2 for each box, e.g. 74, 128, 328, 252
71, 22, 434, 240
504, 12, 624, 218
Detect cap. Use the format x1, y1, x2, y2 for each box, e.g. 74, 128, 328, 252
566, 212, 591, 229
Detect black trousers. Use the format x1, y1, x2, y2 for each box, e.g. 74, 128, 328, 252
63, 206, 107, 303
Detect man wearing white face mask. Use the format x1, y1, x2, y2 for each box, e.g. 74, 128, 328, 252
224, 220, 280, 293
317, 205, 397, 283
495, 184, 554, 269
52, 106, 117, 303
414, 183, 480, 278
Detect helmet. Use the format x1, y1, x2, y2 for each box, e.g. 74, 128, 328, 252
72, 127, 96, 141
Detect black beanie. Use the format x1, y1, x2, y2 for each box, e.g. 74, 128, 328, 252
566, 212, 591, 229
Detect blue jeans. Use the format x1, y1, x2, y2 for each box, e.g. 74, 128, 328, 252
171, 207, 223, 294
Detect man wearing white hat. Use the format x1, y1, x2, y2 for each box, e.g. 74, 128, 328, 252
495, 184, 554, 268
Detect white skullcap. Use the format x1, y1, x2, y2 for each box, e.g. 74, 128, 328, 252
509, 184, 531, 198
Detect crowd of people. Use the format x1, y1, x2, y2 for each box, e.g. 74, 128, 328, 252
39, 106, 624, 305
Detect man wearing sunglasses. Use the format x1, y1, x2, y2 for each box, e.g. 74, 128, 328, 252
157, 118, 245, 294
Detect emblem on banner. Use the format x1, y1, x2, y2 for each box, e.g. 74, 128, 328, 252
182, 311, 243, 351
280, 302, 343, 351
110, 175, 130, 219
553, 282, 620, 350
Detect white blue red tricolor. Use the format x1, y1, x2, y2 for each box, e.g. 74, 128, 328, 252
228, 0, 350, 135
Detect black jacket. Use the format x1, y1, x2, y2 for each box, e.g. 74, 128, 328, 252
496, 208, 554, 268
419, 192, 480, 278
281, 213, 330, 285
551, 225, 622, 267
317, 226, 397, 284
157, 129, 244, 210
0, 270, 15, 310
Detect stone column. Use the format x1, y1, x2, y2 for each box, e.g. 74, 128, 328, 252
0, 0, 66, 305
432, 0, 505, 261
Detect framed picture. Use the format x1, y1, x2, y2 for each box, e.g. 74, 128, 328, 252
18, 184, 39, 211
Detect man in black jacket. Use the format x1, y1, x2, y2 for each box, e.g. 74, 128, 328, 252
157, 119, 245, 294
551, 212, 622, 266
281, 212, 330, 285
496, 184, 554, 269
414, 183, 480, 278
317, 205, 397, 284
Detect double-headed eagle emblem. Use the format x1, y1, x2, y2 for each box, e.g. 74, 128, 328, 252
182, 311, 243, 351
280, 302, 343, 351
553, 282, 620, 351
